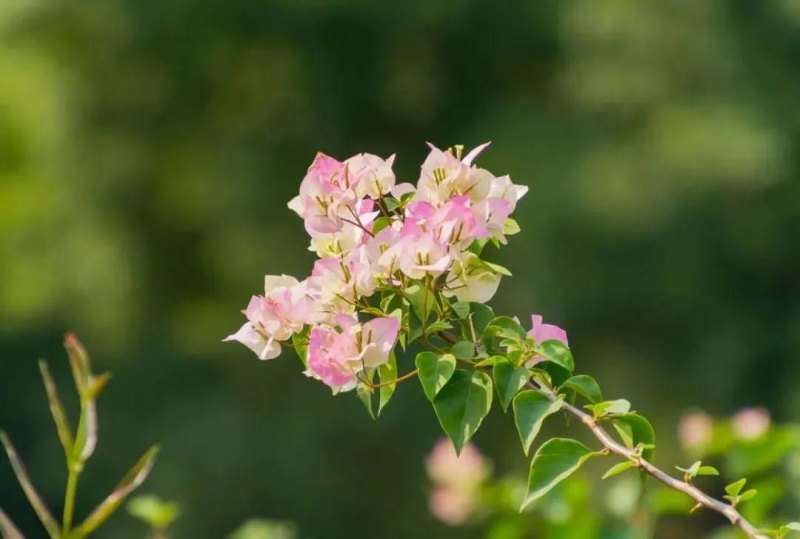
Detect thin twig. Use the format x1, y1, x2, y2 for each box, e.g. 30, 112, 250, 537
528, 381, 768, 539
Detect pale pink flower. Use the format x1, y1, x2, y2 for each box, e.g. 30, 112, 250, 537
306, 315, 400, 389
288, 153, 359, 236
308, 199, 379, 257
365, 223, 403, 280
311, 245, 377, 309
528, 314, 569, 345
732, 407, 771, 440
346, 153, 396, 199
225, 275, 320, 360
393, 231, 451, 280
415, 143, 493, 206
472, 196, 514, 244
404, 195, 488, 249
525, 315, 569, 366
678, 410, 714, 452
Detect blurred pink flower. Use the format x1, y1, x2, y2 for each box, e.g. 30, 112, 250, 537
426, 438, 490, 526
678, 410, 714, 451
732, 407, 771, 440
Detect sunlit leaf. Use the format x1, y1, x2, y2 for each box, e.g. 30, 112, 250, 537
602, 461, 637, 480
512, 390, 563, 456
415, 352, 455, 402
521, 438, 596, 511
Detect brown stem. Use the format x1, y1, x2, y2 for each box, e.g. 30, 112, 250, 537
529, 382, 768, 539
370, 369, 419, 388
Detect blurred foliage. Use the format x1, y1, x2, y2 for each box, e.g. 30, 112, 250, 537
1, 0, 798, 537
428, 410, 800, 539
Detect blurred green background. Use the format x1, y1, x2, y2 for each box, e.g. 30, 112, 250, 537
1, 0, 799, 537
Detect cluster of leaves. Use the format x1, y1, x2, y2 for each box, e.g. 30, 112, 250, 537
0, 335, 158, 539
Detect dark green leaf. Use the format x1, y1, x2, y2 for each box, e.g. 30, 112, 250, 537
415, 352, 456, 401
493, 360, 530, 412
561, 375, 603, 404
432, 370, 493, 454
452, 341, 475, 360
512, 390, 563, 455
521, 438, 596, 510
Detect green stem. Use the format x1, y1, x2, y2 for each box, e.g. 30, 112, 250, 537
62, 467, 79, 537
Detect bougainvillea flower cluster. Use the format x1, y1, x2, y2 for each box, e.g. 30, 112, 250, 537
225, 143, 547, 392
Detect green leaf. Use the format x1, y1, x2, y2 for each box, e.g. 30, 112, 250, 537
537, 340, 574, 373
726, 478, 747, 497
521, 438, 596, 511
377, 352, 397, 416
291, 332, 309, 366
127, 495, 181, 530
468, 303, 495, 335
0, 431, 60, 539
676, 461, 702, 477
38, 360, 74, 461
591, 399, 631, 418
512, 390, 563, 455
474, 355, 504, 368
0, 508, 24, 539
738, 489, 758, 502
612, 414, 655, 462
484, 316, 527, 340
536, 361, 572, 387
72, 446, 160, 539
451, 301, 471, 319
560, 375, 603, 404
452, 341, 475, 360
415, 352, 456, 401
493, 360, 530, 412
482, 261, 512, 276
602, 461, 637, 480
697, 465, 719, 476
405, 284, 433, 324
426, 320, 453, 333
371, 216, 391, 235
503, 218, 521, 236
432, 370, 493, 454
356, 379, 376, 420
780, 523, 800, 537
